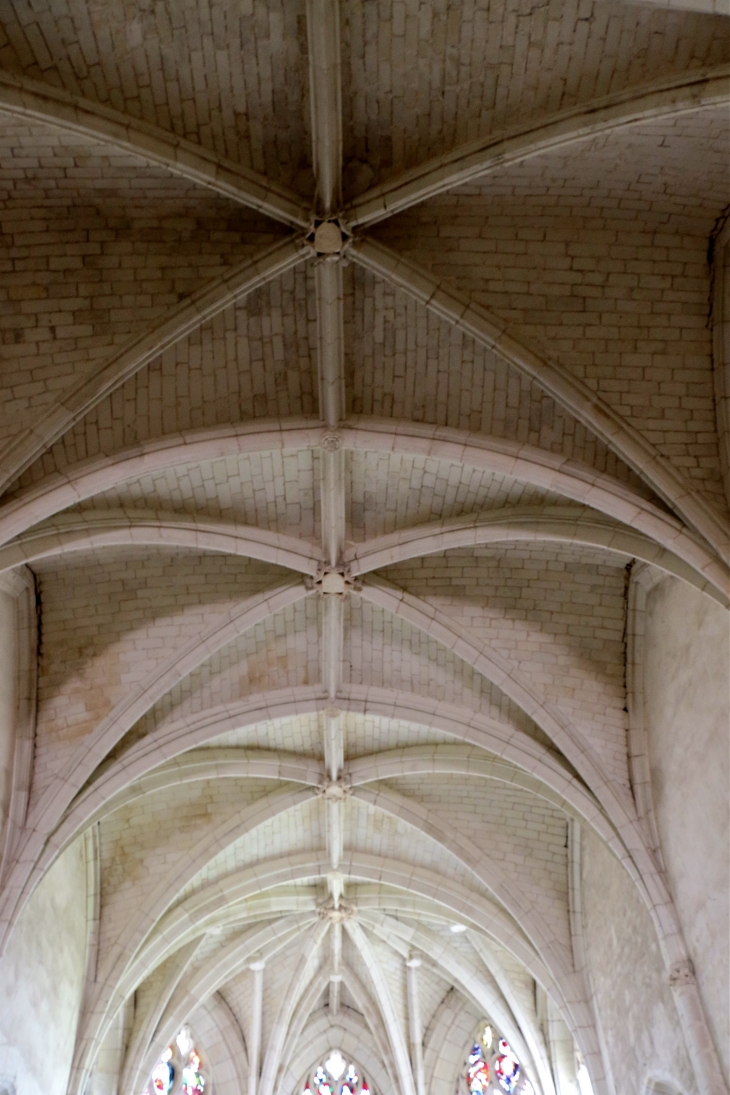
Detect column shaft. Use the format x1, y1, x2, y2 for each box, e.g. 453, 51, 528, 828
406, 956, 426, 1095
248, 960, 265, 1095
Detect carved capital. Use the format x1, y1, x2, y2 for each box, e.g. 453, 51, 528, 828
308, 564, 361, 595
306, 217, 352, 258
668, 958, 695, 988
318, 777, 352, 801
317, 899, 357, 923
320, 432, 342, 452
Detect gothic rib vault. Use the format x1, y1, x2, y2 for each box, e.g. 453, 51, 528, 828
0, 2, 727, 1095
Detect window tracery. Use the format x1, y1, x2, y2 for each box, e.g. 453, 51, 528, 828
142, 1027, 207, 1095
462, 1021, 533, 1095
302, 1050, 370, 1094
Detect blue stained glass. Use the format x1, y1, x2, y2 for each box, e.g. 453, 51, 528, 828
466, 1042, 490, 1093
150, 1061, 174, 1095
465, 1027, 529, 1095
495, 1039, 521, 1094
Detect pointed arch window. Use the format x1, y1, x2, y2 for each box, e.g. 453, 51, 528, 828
302, 1050, 370, 1094
142, 1026, 207, 1095
463, 1021, 533, 1095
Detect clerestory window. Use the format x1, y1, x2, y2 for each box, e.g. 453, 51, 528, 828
302, 1049, 370, 1094
463, 1021, 533, 1095
142, 1026, 207, 1095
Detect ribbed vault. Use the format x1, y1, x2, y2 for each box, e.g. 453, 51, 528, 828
0, 3, 727, 1095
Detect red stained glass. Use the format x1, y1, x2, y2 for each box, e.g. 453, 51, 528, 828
467, 1060, 490, 1093
495, 1046, 520, 1094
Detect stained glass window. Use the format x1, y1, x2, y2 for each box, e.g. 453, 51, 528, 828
182, 1048, 205, 1095
302, 1053, 370, 1095
149, 1049, 174, 1095
462, 1022, 533, 1095
494, 1039, 520, 1094
466, 1042, 490, 1093
142, 1027, 207, 1095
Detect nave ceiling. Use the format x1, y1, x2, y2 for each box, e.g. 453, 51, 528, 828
0, 1, 727, 1094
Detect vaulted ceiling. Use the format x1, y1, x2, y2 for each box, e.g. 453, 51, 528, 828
0, 2, 727, 1094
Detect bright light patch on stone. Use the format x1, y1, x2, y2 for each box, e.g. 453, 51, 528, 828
325, 1050, 347, 1080
176, 1027, 194, 1057
577, 1059, 594, 1095
450, 922, 468, 933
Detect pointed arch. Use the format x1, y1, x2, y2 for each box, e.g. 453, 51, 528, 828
124, 915, 315, 1095
0, 511, 320, 578
359, 911, 540, 1086
22, 690, 613, 923
121, 937, 205, 1095
0, 240, 309, 495
187, 996, 249, 1095
356, 580, 689, 968
351, 239, 730, 566
70, 792, 316, 1095
347, 506, 728, 606
130, 853, 552, 1005
1, 418, 723, 597
0, 580, 310, 953
346, 67, 730, 227
282, 981, 395, 1095
344, 920, 417, 1095
257, 921, 331, 1095
0, 69, 310, 228
350, 784, 572, 982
